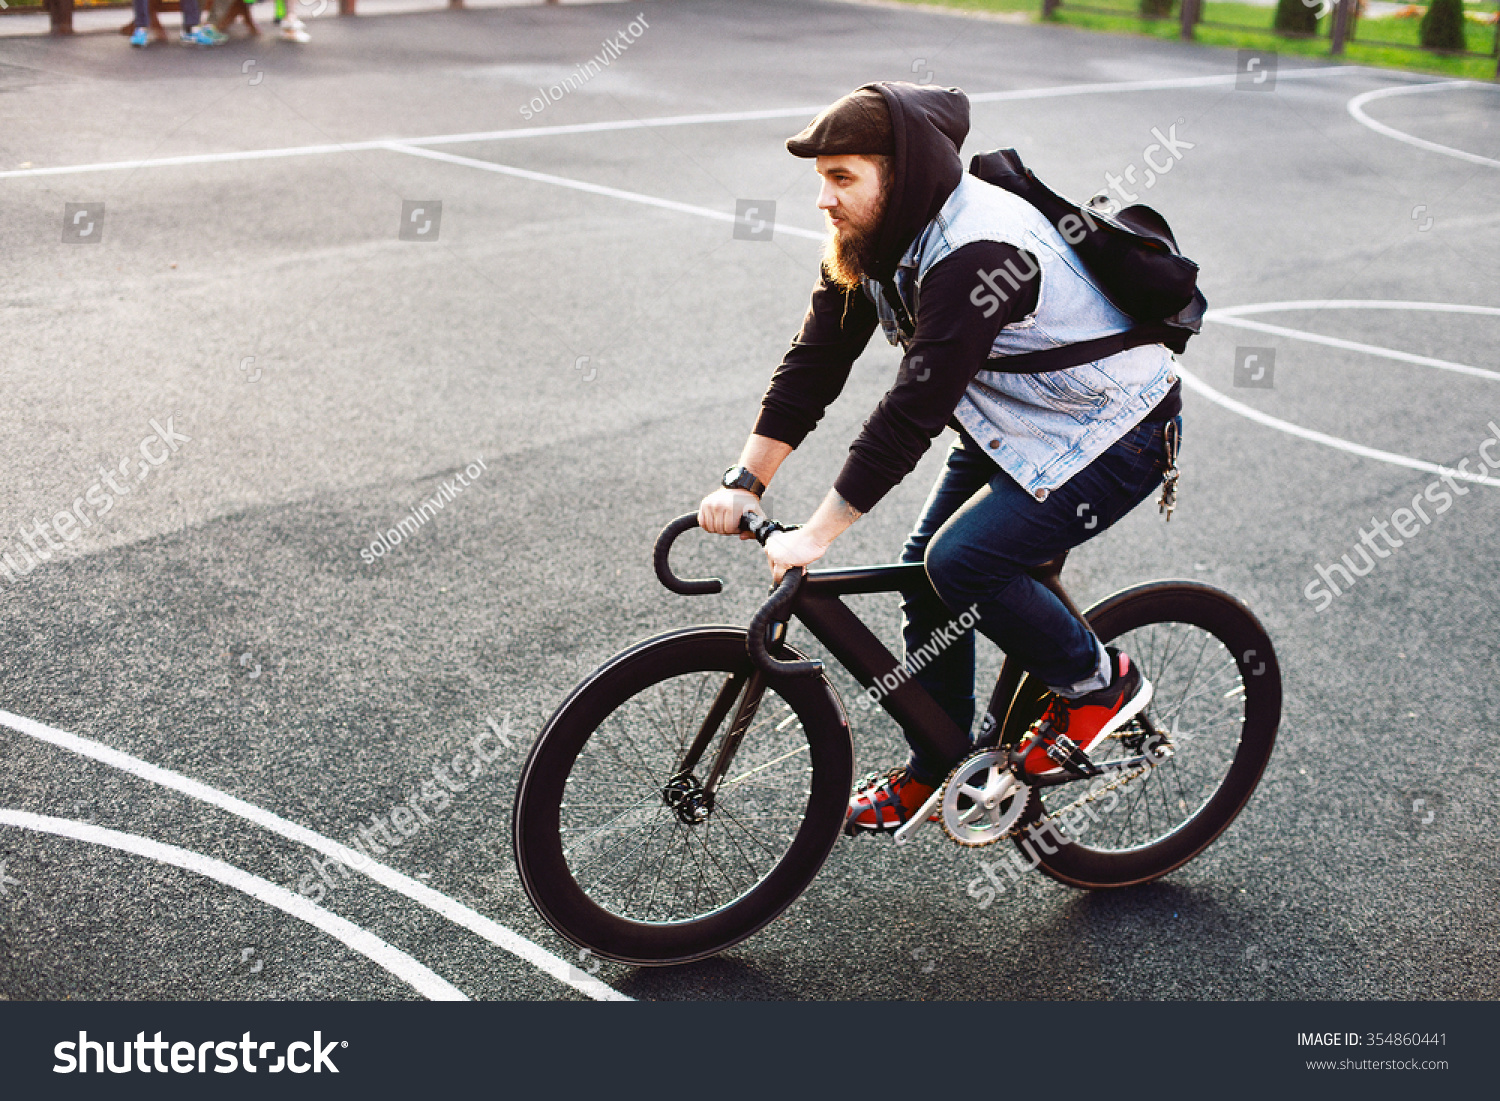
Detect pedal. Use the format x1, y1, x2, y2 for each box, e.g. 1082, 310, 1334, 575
1044, 734, 1103, 778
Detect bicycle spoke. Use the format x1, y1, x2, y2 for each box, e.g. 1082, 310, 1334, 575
723, 743, 810, 789
553, 661, 816, 926
1037, 617, 1257, 854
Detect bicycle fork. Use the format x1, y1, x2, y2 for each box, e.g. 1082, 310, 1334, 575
662, 662, 772, 825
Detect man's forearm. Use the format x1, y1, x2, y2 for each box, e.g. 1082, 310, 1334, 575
803, 488, 863, 546
737, 435, 794, 491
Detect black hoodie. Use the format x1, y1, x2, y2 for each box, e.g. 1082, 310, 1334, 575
755, 82, 1036, 514
864, 82, 968, 285
754, 81, 1180, 513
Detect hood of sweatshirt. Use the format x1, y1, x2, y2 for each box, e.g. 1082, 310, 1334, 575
862, 81, 970, 283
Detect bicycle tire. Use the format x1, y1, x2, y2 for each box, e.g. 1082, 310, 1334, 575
513, 627, 853, 965
996, 581, 1280, 889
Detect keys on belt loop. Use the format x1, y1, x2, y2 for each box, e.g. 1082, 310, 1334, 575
1157, 418, 1180, 522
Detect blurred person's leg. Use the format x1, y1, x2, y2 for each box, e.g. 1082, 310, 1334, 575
130, 0, 151, 44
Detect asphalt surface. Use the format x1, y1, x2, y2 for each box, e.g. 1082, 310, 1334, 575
0, 0, 1497, 1002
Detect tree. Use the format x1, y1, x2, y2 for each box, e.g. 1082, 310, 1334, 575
1274, 0, 1319, 34
1419, 0, 1467, 51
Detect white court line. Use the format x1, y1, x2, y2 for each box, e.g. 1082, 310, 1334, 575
0, 809, 467, 1002
1347, 82, 1500, 170
1195, 299, 1500, 487
964, 67, 1355, 102
1204, 301, 1500, 383
382, 142, 826, 240
0, 709, 631, 1002
0, 67, 1357, 183
1176, 366, 1500, 489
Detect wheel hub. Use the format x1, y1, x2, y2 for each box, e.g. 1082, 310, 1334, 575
662, 774, 714, 824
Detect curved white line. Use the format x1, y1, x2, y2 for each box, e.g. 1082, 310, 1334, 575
0, 809, 467, 1001
1176, 365, 1500, 488
1203, 307, 1500, 382
0, 709, 631, 1002
1193, 299, 1500, 485
1211, 300, 1500, 319
1347, 82, 1500, 169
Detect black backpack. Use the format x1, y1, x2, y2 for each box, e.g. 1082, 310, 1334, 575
966, 148, 1207, 372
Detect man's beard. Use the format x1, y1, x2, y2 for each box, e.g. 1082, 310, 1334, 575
822, 194, 888, 291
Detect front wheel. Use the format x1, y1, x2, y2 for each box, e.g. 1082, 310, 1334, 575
512, 628, 854, 965
997, 582, 1281, 889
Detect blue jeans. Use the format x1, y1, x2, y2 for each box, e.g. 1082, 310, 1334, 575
898, 415, 1181, 785
135, 0, 200, 29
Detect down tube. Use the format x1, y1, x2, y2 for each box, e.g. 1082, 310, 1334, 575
793, 592, 972, 767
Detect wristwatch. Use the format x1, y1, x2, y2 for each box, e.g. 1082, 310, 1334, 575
721, 465, 766, 497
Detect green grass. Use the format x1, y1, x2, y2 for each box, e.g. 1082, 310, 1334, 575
1, 0, 133, 11
887, 0, 1500, 79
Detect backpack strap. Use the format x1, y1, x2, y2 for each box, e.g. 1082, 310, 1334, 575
990, 322, 1185, 374
878, 276, 916, 341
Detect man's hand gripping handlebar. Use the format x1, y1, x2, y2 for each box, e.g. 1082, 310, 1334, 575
652, 511, 824, 678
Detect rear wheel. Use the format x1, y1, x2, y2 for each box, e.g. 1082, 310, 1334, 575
512, 628, 853, 965
997, 582, 1280, 888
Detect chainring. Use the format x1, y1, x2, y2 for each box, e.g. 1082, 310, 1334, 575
938, 748, 1031, 848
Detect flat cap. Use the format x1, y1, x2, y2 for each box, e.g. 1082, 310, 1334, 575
785, 86, 894, 158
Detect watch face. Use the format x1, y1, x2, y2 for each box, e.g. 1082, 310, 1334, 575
723, 467, 759, 493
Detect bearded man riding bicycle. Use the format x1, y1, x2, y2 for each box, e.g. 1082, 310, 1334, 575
699, 82, 1183, 834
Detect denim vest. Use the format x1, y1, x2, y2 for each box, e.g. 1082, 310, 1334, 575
865, 175, 1177, 500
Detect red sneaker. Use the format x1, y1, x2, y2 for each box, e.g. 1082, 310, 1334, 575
1019, 648, 1151, 777
843, 767, 937, 835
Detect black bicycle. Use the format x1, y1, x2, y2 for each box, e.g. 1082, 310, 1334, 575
513, 511, 1281, 965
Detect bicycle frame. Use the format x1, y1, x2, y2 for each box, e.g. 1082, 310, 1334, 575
784, 554, 1099, 776
655, 515, 1150, 801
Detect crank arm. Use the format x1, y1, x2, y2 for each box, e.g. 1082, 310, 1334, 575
893, 785, 944, 846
